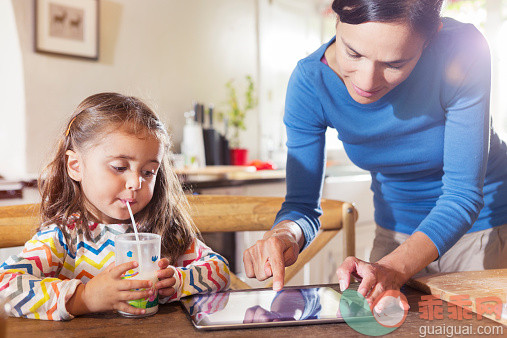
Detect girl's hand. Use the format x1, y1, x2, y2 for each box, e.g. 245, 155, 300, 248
336, 256, 409, 306
155, 258, 176, 298
67, 261, 153, 316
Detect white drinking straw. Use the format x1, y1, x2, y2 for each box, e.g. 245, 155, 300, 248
126, 201, 142, 272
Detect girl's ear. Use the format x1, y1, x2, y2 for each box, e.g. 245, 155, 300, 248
66, 150, 82, 182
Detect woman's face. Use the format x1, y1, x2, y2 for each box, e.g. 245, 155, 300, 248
334, 20, 427, 104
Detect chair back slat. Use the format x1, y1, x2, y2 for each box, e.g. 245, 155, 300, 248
190, 195, 342, 232
0, 204, 40, 247
0, 195, 344, 248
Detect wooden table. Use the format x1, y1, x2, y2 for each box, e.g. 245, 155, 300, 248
4, 283, 506, 337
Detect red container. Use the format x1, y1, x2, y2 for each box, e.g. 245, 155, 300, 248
230, 148, 248, 166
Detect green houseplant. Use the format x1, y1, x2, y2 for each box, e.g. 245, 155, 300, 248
220, 75, 257, 165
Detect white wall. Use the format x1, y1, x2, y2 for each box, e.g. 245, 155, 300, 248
257, 0, 332, 163
0, 0, 26, 179
9, 0, 259, 175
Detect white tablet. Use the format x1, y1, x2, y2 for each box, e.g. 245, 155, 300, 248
180, 285, 372, 330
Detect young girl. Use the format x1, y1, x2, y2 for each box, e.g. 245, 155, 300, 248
0, 92, 230, 320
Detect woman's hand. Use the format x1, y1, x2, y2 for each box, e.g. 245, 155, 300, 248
243, 305, 285, 323
155, 258, 176, 298
336, 257, 409, 306
336, 231, 438, 306
243, 221, 304, 291
67, 261, 153, 316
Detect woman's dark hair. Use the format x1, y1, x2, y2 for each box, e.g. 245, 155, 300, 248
38, 92, 198, 263
332, 0, 444, 39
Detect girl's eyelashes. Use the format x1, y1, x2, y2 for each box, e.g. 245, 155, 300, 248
111, 165, 157, 177
142, 170, 156, 178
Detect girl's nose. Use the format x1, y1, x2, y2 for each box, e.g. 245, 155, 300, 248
126, 173, 142, 190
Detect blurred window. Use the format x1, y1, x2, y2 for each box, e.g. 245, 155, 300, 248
443, 0, 507, 137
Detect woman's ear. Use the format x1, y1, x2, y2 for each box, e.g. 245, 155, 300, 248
66, 150, 82, 182
423, 21, 443, 49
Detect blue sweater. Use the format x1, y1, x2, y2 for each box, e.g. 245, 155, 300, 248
276, 18, 507, 256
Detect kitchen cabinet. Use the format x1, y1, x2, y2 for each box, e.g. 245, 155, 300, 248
314, 173, 375, 285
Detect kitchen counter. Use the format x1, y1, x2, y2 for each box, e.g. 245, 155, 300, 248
178, 164, 371, 191
177, 166, 285, 191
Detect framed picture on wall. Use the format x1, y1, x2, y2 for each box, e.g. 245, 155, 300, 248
34, 0, 99, 60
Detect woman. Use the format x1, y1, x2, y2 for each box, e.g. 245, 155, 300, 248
243, 0, 507, 305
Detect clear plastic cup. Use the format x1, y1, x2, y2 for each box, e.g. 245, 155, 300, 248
115, 233, 161, 317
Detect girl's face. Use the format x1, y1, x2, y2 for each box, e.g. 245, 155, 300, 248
333, 20, 427, 104
66, 129, 164, 224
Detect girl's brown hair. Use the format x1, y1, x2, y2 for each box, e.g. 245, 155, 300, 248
38, 92, 198, 262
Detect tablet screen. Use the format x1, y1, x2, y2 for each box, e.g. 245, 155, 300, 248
180, 286, 372, 330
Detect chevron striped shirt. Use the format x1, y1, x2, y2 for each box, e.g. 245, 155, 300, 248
0, 221, 230, 320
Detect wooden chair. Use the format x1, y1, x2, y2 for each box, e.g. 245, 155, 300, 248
0, 195, 357, 290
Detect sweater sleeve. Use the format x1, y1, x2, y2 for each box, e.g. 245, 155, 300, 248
0, 225, 82, 321
159, 238, 230, 303
274, 61, 328, 249
415, 25, 492, 256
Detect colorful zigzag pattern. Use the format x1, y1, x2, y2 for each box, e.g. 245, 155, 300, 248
0, 222, 230, 321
